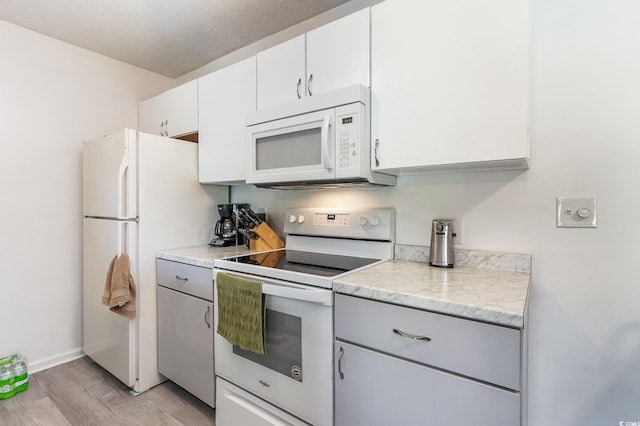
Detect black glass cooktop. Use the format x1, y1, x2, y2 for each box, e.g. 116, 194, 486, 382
223, 249, 379, 278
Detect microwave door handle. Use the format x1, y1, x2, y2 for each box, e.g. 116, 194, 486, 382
321, 114, 333, 170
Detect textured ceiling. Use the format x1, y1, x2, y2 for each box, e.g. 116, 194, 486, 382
0, 0, 351, 78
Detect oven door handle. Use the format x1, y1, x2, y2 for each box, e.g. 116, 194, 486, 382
261, 283, 333, 306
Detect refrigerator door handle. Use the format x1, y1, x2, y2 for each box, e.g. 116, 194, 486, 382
117, 220, 132, 257
117, 147, 129, 218
117, 221, 124, 256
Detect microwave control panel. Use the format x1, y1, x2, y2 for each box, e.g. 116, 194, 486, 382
335, 102, 368, 178
336, 108, 361, 170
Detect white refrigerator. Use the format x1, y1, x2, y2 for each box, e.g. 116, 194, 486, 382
82, 129, 226, 393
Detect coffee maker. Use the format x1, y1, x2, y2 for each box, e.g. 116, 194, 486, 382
209, 203, 249, 247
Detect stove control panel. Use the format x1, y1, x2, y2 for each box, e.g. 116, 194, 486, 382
284, 208, 395, 241
314, 213, 349, 226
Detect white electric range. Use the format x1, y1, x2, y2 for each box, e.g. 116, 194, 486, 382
213, 207, 395, 426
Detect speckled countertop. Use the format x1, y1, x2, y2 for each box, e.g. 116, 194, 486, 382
156, 245, 251, 269
335, 245, 531, 329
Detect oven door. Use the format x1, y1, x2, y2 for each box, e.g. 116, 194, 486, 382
247, 108, 336, 185
213, 269, 333, 426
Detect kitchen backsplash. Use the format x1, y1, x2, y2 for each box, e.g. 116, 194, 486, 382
394, 245, 531, 273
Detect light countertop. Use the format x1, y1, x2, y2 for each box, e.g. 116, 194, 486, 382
157, 244, 531, 328
156, 245, 251, 269
334, 259, 530, 328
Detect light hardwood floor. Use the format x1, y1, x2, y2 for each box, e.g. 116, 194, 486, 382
0, 356, 216, 425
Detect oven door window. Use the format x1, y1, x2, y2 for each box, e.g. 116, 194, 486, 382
232, 309, 303, 381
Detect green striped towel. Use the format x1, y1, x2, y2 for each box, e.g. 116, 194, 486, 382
216, 272, 266, 355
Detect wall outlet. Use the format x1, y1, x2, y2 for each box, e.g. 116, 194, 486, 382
451, 219, 463, 245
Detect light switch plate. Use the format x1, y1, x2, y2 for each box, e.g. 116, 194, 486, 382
556, 197, 597, 228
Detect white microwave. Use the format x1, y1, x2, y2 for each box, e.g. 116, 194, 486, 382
246, 85, 395, 189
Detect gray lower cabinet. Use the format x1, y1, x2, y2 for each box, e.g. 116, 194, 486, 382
335, 294, 523, 426
157, 259, 214, 407
334, 342, 520, 426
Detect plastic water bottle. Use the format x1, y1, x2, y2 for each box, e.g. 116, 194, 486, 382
13, 357, 28, 394
0, 364, 15, 400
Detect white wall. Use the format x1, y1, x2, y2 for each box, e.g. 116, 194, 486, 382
232, 0, 640, 423
0, 20, 173, 371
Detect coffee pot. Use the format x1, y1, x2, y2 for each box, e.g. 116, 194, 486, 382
210, 204, 249, 247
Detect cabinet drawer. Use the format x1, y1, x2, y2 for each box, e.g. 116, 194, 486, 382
156, 259, 213, 301
335, 294, 521, 390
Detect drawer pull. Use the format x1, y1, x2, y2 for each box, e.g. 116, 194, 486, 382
338, 346, 345, 380
393, 328, 432, 342
175, 275, 189, 282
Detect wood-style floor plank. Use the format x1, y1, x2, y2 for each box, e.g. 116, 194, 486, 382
1, 396, 71, 425
0, 356, 216, 425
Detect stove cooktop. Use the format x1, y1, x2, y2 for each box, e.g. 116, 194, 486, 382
221, 249, 380, 278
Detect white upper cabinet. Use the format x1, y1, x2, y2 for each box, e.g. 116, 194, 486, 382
198, 56, 257, 184
257, 35, 306, 109
305, 8, 370, 97
257, 8, 370, 109
139, 80, 198, 138
371, 0, 531, 173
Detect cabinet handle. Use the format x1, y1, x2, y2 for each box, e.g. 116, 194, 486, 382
204, 306, 211, 329
296, 78, 302, 99
392, 328, 432, 342
338, 346, 345, 380
160, 120, 168, 137
307, 74, 313, 96
175, 275, 188, 282
374, 139, 380, 167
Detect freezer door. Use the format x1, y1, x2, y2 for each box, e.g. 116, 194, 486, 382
83, 129, 138, 218
83, 217, 138, 387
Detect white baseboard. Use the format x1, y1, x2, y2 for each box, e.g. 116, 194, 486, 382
29, 348, 85, 374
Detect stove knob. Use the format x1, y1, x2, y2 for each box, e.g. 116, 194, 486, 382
298, 215, 306, 223
289, 214, 297, 223
359, 216, 368, 226
370, 216, 381, 226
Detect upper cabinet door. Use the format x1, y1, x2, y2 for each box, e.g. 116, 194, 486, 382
256, 8, 371, 110
257, 35, 306, 109
139, 80, 198, 138
306, 8, 370, 96
198, 56, 257, 184
371, 0, 530, 173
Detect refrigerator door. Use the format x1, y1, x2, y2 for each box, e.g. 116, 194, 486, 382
83, 217, 138, 387
83, 129, 138, 219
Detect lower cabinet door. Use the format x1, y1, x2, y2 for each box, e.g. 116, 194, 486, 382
335, 342, 521, 426
157, 286, 214, 407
